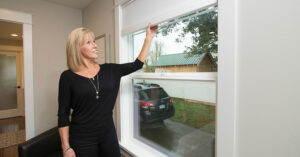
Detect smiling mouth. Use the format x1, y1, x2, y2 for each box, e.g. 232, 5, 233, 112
93, 50, 99, 54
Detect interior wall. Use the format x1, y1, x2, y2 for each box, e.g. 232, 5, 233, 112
83, 0, 115, 62
237, 0, 300, 156
0, 0, 82, 135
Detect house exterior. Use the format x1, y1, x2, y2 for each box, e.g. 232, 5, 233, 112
150, 53, 217, 72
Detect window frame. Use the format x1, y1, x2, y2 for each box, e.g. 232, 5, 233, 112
120, 73, 217, 157
114, 0, 238, 156
120, 9, 218, 157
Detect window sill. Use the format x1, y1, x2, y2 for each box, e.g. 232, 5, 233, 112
120, 138, 167, 157
120, 144, 136, 157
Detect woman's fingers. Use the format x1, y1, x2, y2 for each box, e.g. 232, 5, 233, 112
150, 25, 158, 32
151, 25, 158, 30
146, 22, 158, 38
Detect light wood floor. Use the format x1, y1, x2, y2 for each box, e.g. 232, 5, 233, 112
0, 117, 25, 157
0, 145, 18, 157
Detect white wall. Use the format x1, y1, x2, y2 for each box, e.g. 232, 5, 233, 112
83, 0, 115, 62
0, 0, 82, 135
237, 0, 300, 156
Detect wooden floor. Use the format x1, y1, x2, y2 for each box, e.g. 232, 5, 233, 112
0, 145, 18, 157
0, 117, 25, 157
0, 117, 25, 134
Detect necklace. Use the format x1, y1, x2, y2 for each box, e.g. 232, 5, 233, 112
88, 73, 99, 99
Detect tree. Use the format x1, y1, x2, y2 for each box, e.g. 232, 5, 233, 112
158, 6, 218, 62
143, 41, 163, 72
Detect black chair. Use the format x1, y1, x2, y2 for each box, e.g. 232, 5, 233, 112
18, 127, 63, 157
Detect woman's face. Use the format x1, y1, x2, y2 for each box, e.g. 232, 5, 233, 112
80, 33, 98, 60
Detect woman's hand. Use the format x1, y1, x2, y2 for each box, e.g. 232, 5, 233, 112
137, 22, 159, 62
63, 148, 76, 157
146, 23, 158, 40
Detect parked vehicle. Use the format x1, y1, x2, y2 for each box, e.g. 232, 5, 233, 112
134, 83, 175, 123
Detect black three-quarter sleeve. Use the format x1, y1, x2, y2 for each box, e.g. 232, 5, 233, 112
57, 71, 71, 128
117, 58, 144, 77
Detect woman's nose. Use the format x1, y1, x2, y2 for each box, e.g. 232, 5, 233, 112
93, 42, 98, 48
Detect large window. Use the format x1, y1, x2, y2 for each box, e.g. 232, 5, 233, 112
128, 6, 217, 157
119, 3, 218, 157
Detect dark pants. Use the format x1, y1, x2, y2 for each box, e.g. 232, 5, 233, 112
70, 127, 121, 157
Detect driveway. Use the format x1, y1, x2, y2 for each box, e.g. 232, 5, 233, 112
140, 119, 215, 157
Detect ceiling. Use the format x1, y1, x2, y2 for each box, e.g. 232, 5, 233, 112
0, 0, 94, 41
0, 0, 93, 41
44, 0, 94, 9
0, 21, 23, 41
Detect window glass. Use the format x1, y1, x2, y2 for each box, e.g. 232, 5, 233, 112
133, 79, 216, 157
128, 5, 218, 157
132, 6, 218, 73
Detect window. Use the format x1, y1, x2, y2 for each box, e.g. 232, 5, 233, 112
120, 5, 218, 157
132, 6, 218, 73
133, 78, 216, 157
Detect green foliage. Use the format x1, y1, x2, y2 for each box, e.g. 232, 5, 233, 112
170, 98, 215, 134
143, 59, 155, 72
158, 6, 218, 62
143, 41, 163, 72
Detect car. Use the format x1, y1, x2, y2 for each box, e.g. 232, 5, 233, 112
133, 83, 175, 123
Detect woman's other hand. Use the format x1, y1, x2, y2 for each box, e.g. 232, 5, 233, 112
146, 23, 158, 39
64, 148, 76, 157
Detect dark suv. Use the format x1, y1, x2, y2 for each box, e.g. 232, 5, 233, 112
134, 83, 175, 123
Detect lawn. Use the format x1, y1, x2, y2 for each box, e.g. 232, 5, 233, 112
169, 98, 216, 134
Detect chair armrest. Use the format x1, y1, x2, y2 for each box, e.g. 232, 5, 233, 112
18, 127, 62, 157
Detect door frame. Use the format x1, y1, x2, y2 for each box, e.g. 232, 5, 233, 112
0, 8, 35, 140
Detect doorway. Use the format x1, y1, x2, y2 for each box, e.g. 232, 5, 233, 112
0, 8, 35, 141
0, 21, 26, 152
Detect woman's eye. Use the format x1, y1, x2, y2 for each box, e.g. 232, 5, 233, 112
87, 41, 91, 44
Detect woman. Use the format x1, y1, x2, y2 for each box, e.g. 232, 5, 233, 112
58, 23, 158, 157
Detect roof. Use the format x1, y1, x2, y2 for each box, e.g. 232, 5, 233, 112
150, 53, 207, 67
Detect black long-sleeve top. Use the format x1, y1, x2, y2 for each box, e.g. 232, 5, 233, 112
58, 59, 143, 139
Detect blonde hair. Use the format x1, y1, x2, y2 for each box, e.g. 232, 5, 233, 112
66, 27, 96, 72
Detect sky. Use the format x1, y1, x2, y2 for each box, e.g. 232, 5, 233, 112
133, 22, 193, 59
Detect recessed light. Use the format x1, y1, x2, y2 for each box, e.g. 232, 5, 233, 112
11, 34, 18, 37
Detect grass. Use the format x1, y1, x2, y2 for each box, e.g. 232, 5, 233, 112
170, 98, 216, 134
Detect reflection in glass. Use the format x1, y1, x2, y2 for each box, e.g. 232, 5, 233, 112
133, 79, 216, 157
0, 54, 17, 110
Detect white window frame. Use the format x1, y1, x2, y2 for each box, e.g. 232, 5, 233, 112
114, 0, 238, 156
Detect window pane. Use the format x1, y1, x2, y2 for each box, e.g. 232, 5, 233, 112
132, 6, 218, 73
0, 54, 17, 110
133, 79, 216, 157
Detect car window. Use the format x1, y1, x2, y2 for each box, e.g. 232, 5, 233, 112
138, 91, 146, 100
140, 88, 168, 100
